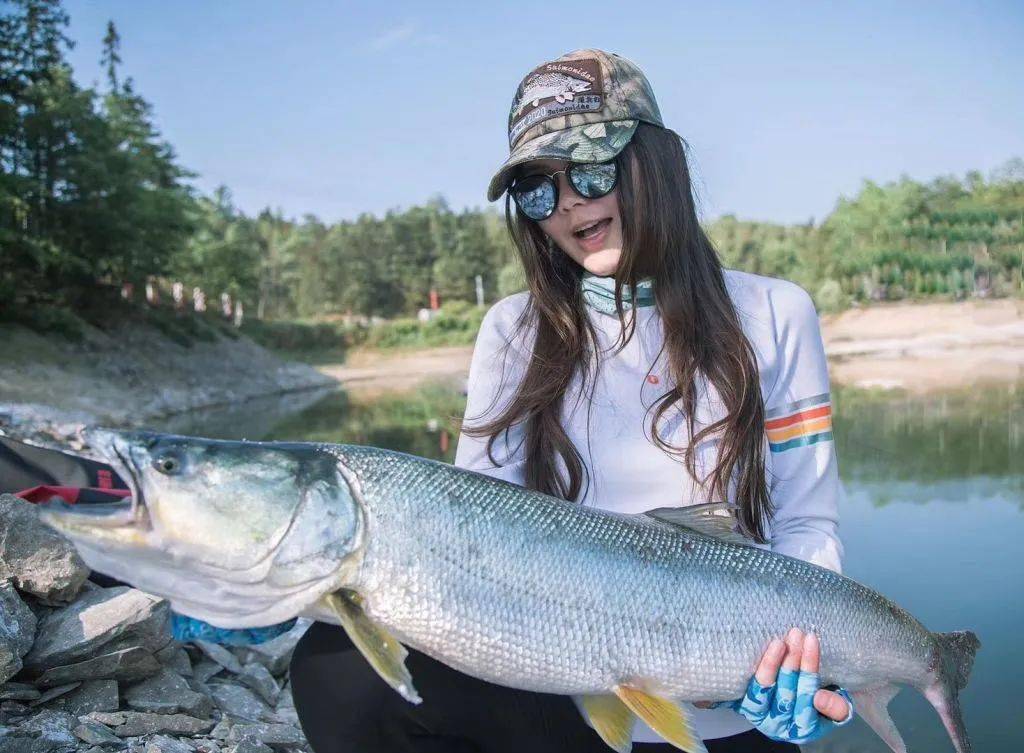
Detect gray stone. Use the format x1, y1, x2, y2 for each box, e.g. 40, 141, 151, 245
1, 680, 41, 701
231, 621, 309, 676
192, 659, 223, 684
143, 735, 194, 753
29, 682, 80, 706
236, 663, 279, 706
208, 683, 271, 723
0, 494, 90, 604
48, 679, 119, 715
0, 708, 78, 752
34, 646, 161, 687
192, 742, 222, 753
0, 579, 37, 682
156, 643, 193, 677
25, 587, 169, 672
0, 699, 30, 725
195, 641, 243, 674
208, 716, 233, 740
73, 719, 125, 747
124, 668, 212, 717
224, 742, 272, 753
83, 711, 215, 737
227, 722, 305, 749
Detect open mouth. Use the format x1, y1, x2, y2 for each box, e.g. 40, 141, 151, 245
573, 217, 612, 240
40, 436, 147, 529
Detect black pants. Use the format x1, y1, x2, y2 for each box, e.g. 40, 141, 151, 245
290, 622, 799, 753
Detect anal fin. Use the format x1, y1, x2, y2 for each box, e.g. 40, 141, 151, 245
613, 685, 707, 753
578, 693, 636, 753
851, 683, 905, 753
321, 589, 422, 704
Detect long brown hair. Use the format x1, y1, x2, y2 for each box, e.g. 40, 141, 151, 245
465, 123, 772, 542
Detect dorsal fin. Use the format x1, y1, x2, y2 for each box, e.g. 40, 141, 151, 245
642, 502, 751, 546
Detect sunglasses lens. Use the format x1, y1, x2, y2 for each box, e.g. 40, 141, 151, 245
570, 162, 617, 198
511, 175, 555, 220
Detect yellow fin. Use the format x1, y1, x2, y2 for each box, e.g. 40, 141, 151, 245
578, 694, 636, 753
322, 589, 422, 704
612, 685, 707, 753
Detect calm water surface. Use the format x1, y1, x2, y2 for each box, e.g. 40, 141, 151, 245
158, 380, 1024, 753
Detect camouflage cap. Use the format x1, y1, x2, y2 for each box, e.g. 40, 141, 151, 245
486, 48, 664, 202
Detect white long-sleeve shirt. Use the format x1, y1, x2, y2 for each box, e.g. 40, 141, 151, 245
454, 269, 845, 742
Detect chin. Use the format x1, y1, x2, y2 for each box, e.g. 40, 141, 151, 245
582, 248, 622, 277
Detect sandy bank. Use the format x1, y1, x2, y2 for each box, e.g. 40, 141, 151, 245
319, 300, 1024, 395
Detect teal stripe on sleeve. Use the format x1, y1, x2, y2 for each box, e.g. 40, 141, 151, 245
769, 431, 834, 453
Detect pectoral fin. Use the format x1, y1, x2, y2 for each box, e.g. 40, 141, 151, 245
613, 685, 707, 753
851, 684, 905, 753
578, 693, 636, 753
322, 589, 422, 704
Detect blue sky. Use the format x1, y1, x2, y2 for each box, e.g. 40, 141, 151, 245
63, 1, 1023, 225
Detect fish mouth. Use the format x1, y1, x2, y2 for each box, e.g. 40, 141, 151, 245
41, 427, 151, 531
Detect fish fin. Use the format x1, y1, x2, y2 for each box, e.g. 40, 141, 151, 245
642, 503, 751, 546
612, 685, 707, 753
850, 684, 906, 753
578, 693, 636, 753
321, 589, 422, 704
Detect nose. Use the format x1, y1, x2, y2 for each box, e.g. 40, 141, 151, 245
555, 172, 585, 213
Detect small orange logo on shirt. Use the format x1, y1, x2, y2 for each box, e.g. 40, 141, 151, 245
646, 374, 660, 385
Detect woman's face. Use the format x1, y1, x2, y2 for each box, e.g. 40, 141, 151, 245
518, 159, 623, 277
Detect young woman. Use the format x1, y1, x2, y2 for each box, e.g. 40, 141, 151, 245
290, 49, 854, 752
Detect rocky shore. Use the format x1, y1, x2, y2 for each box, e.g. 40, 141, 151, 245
0, 493, 312, 753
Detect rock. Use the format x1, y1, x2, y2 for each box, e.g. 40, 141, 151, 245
0, 494, 90, 604
0, 699, 31, 725
208, 716, 233, 740
224, 742, 272, 753
29, 682, 80, 706
0, 579, 37, 682
156, 643, 193, 677
24, 587, 169, 672
72, 718, 124, 747
143, 735, 195, 753
192, 742, 221, 753
208, 683, 271, 723
48, 679, 119, 716
124, 668, 212, 717
231, 621, 309, 676
0, 708, 78, 752
236, 663, 279, 706
227, 722, 305, 749
195, 641, 243, 674
34, 646, 161, 687
1, 681, 41, 701
83, 710, 215, 737
191, 659, 223, 684
271, 684, 298, 727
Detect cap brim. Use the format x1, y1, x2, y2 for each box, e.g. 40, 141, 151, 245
486, 119, 638, 202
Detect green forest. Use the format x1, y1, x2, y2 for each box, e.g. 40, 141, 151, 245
3, 0, 1023, 342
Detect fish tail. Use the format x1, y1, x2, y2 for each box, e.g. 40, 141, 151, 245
923, 630, 980, 753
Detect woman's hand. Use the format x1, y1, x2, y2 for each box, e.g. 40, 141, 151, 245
709, 627, 854, 744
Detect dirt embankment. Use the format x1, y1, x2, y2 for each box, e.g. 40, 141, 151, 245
0, 319, 335, 433
321, 300, 1024, 395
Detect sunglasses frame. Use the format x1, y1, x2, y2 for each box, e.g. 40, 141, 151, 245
510, 159, 619, 221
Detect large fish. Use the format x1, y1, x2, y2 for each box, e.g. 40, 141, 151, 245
40, 428, 979, 753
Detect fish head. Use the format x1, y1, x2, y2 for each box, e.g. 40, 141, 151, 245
40, 428, 366, 628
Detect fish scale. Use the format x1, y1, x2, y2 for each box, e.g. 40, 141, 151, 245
336, 445, 931, 698
42, 431, 980, 753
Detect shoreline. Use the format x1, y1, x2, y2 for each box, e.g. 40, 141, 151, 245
319, 300, 1024, 395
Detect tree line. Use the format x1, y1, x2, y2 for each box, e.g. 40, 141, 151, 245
3, 0, 1022, 331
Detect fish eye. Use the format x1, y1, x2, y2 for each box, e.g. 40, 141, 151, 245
153, 455, 182, 475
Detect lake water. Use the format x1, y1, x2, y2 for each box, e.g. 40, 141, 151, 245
158, 380, 1024, 753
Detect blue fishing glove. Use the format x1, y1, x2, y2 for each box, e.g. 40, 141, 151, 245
170, 612, 297, 646
716, 669, 854, 744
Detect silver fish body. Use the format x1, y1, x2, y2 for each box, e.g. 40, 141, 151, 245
41, 430, 978, 753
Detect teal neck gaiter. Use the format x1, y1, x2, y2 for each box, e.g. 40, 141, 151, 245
580, 272, 655, 316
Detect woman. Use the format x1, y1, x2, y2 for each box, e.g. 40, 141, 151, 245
290, 48, 853, 752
